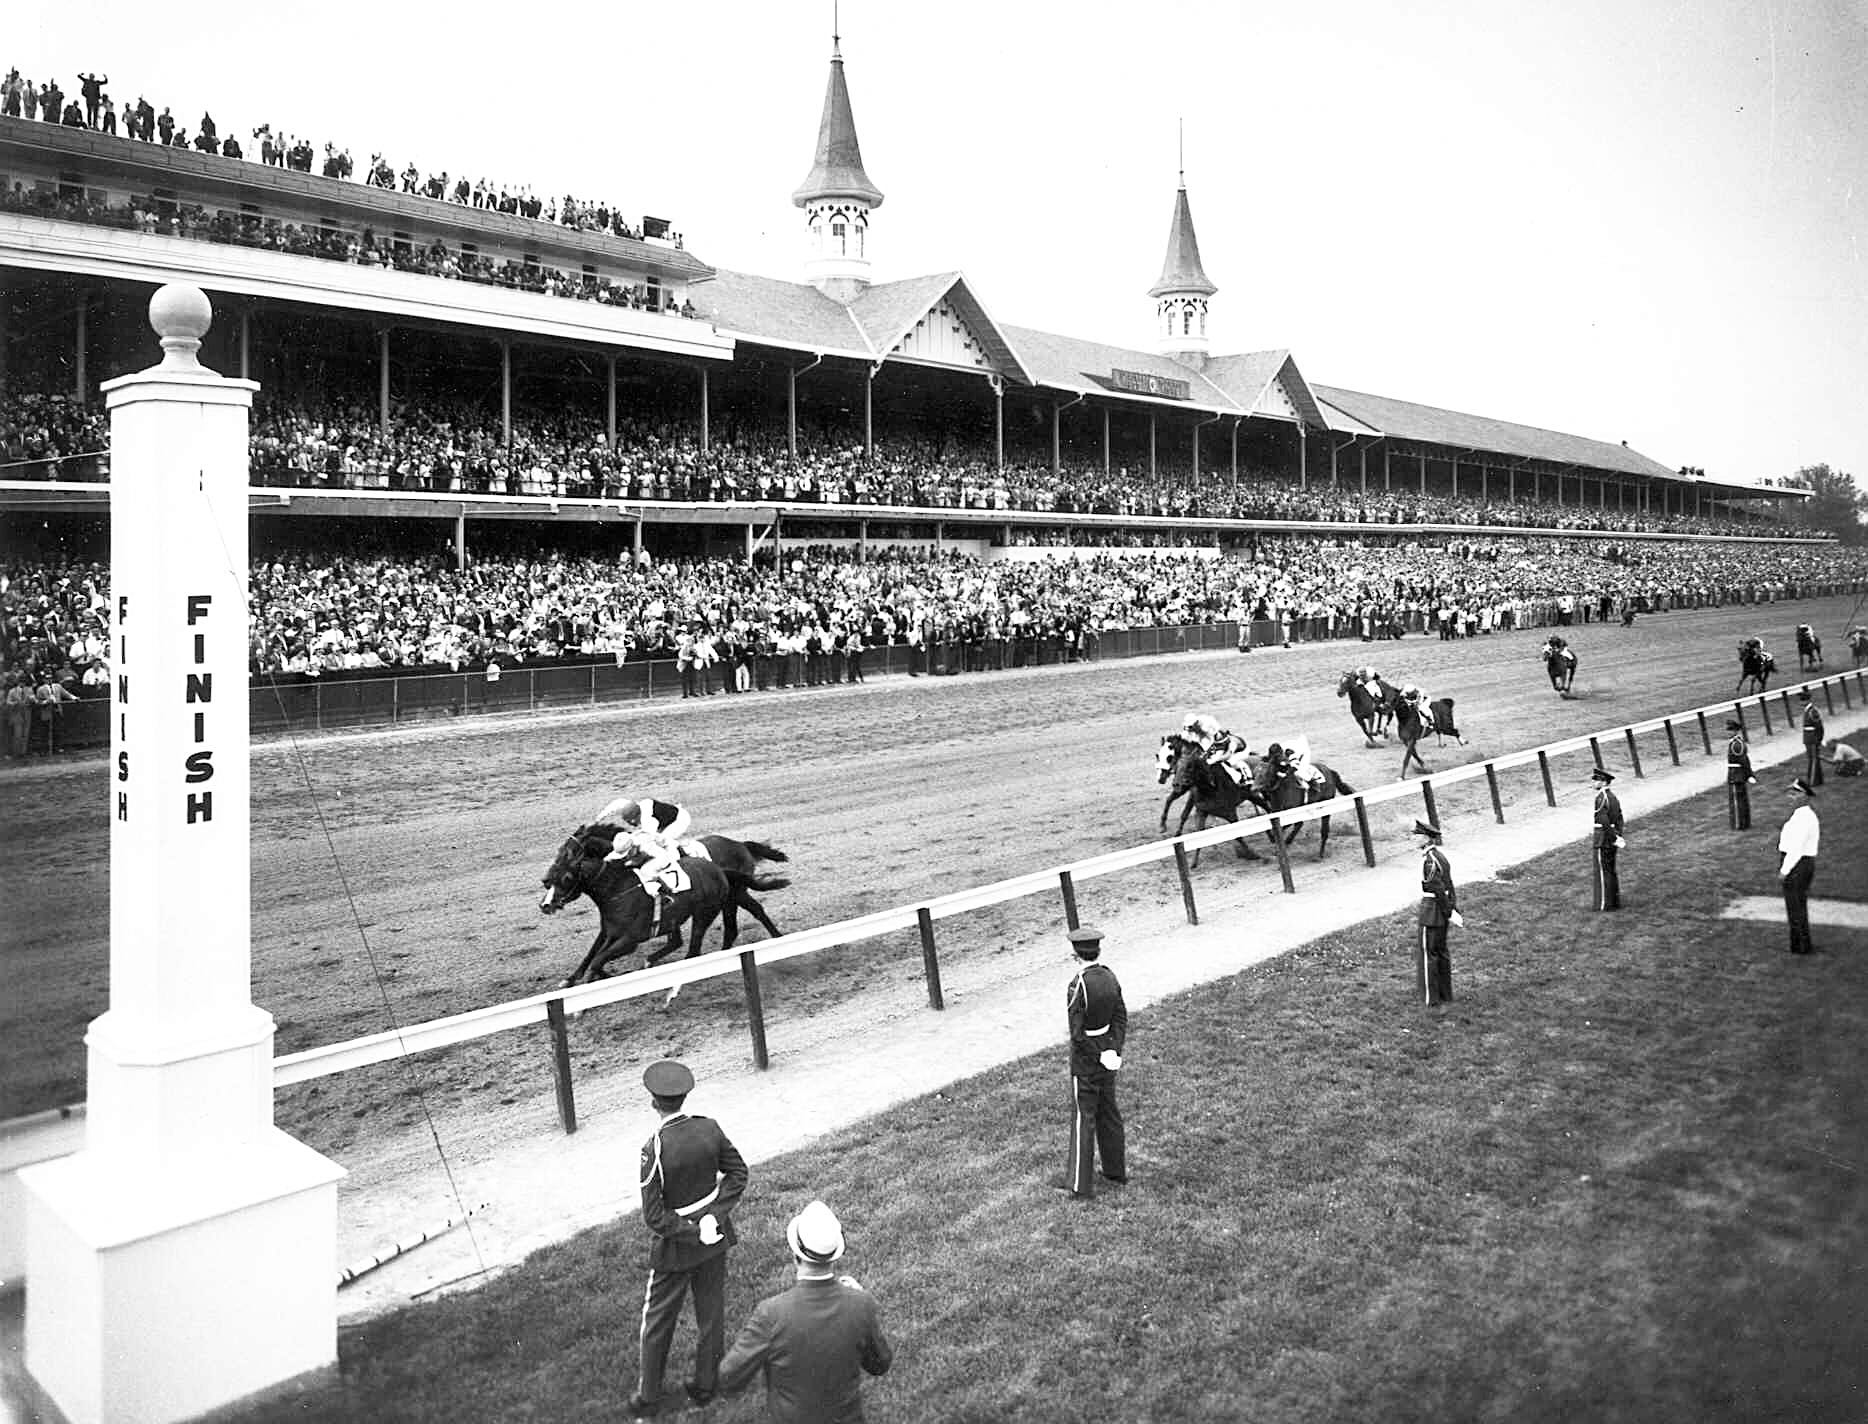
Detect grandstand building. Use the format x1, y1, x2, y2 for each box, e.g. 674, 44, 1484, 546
0, 32, 1811, 564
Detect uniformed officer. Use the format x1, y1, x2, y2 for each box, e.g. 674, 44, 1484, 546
1414, 819, 1462, 1005
628, 1059, 749, 1418
1725, 718, 1756, 829
1052, 926, 1128, 1199
1779, 778, 1821, 955
1799, 690, 1825, 787
1591, 767, 1624, 911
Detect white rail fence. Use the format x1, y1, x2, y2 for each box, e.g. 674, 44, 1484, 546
3, 666, 1863, 1277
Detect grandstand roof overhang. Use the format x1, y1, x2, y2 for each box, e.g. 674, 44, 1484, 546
689, 268, 1031, 383
0, 213, 737, 362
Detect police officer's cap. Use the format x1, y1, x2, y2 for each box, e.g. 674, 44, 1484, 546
1788, 777, 1817, 798
643, 1059, 695, 1097
1590, 767, 1615, 783
1798, 689, 1812, 701
1067, 926, 1104, 955
1412, 819, 1443, 841
1725, 719, 1743, 731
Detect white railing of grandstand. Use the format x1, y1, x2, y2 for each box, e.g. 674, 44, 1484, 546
270, 665, 1866, 1086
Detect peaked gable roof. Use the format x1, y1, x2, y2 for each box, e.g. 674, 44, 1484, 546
1148, 184, 1217, 298
1201, 350, 1330, 427
792, 42, 884, 209
850, 273, 1031, 382
1314, 385, 1677, 478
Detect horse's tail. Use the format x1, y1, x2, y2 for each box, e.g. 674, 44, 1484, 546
1330, 770, 1355, 795
739, 840, 789, 864
728, 871, 791, 894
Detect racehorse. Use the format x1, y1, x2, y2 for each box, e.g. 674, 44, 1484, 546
1851, 627, 1868, 668
1335, 671, 1396, 746
1162, 735, 1264, 865
1736, 640, 1775, 695
1251, 756, 1355, 859
1541, 640, 1578, 697
1795, 624, 1823, 671
1394, 696, 1464, 778
538, 826, 789, 985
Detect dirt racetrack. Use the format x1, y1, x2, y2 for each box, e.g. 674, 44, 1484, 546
3, 596, 1861, 1287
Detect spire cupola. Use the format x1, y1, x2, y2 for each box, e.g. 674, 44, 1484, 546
1149, 157, 1218, 366
793, 24, 884, 304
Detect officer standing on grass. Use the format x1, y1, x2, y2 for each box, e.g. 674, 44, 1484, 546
1800, 690, 1825, 787
628, 1059, 748, 1418
1726, 719, 1757, 830
1052, 926, 1128, 1199
1414, 819, 1463, 1005
1778, 778, 1821, 956
1591, 767, 1624, 911
718, 1199, 894, 1423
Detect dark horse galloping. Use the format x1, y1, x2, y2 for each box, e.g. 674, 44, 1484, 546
1796, 624, 1823, 672
1335, 671, 1397, 746
1395, 695, 1465, 778
1541, 639, 1578, 697
1251, 756, 1355, 859
538, 826, 789, 985
1161, 734, 1264, 865
1736, 640, 1775, 695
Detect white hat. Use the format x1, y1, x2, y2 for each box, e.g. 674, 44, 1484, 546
786, 1200, 845, 1264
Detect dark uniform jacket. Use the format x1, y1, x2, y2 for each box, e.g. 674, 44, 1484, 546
1418, 846, 1456, 926
1803, 704, 1825, 747
718, 1276, 894, 1424
1067, 963, 1127, 1078
1593, 789, 1624, 847
1726, 734, 1753, 784
640, 1113, 748, 1272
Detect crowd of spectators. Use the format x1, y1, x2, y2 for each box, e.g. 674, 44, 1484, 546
8, 531, 1867, 746
2, 65, 680, 247
1, 393, 107, 480
0, 184, 697, 318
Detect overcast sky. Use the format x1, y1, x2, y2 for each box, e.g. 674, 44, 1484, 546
17, 0, 1867, 486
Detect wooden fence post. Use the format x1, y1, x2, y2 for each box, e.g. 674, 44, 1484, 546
1780, 689, 1794, 723
1822, 680, 1835, 714
1588, 736, 1604, 770
1696, 710, 1712, 755
1624, 727, 1644, 778
545, 999, 577, 1135
1537, 749, 1556, 807
1758, 696, 1773, 735
1267, 821, 1296, 894
915, 908, 946, 1011
1170, 843, 1199, 923
1485, 764, 1505, 823
1842, 676, 1853, 709
1663, 720, 1680, 766
1420, 780, 1439, 828
1353, 795, 1376, 866
740, 951, 772, 1065
1058, 870, 1080, 931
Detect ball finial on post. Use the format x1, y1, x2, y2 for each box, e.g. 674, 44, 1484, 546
148, 283, 213, 370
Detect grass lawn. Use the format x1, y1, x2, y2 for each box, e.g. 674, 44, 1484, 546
226, 748, 1868, 1424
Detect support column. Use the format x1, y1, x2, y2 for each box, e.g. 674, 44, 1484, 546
1102, 407, 1110, 474
1297, 425, 1306, 489
238, 309, 250, 382
1329, 437, 1337, 489
1480, 465, 1488, 502
1360, 443, 1368, 496
1148, 413, 1157, 480
1509, 465, 1515, 502
500, 339, 511, 446
863, 366, 873, 458
994, 380, 1004, 472
378, 328, 390, 433
1450, 456, 1458, 499
22, 286, 342, 1424
632, 517, 644, 560
454, 512, 466, 572
1051, 402, 1061, 474
0, 277, 9, 397
74, 291, 89, 402
787, 366, 798, 457
699, 365, 710, 453
858, 519, 868, 561
606, 355, 617, 447
1230, 418, 1239, 483
1419, 452, 1426, 496
744, 522, 754, 565
1384, 446, 1391, 492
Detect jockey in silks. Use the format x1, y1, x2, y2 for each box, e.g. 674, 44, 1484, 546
1264, 734, 1325, 787
1398, 684, 1438, 736
1206, 728, 1254, 786
598, 796, 694, 929
1355, 665, 1383, 694
1182, 712, 1219, 751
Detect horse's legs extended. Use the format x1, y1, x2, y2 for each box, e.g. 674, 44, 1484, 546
585, 933, 643, 983
1316, 811, 1331, 859
736, 891, 783, 940
685, 908, 721, 961
563, 928, 615, 987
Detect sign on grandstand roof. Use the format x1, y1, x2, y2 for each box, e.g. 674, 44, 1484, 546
1109, 367, 1190, 401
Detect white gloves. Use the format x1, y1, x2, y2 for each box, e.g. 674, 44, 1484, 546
697, 1213, 722, 1245
1099, 1049, 1122, 1072
1613, 837, 1627, 849
1748, 777, 1758, 785
1449, 910, 1465, 928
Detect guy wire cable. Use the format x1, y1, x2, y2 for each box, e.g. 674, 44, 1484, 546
203, 482, 488, 1282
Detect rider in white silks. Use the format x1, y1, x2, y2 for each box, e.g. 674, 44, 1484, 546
1185, 714, 1253, 786
1356, 665, 1383, 693
1397, 684, 1440, 736
1264, 734, 1325, 786
598, 796, 695, 923
1182, 713, 1218, 750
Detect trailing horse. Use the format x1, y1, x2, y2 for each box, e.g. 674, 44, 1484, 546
538, 826, 789, 985
1541, 640, 1578, 697
1162, 735, 1264, 865
1736, 640, 1775, 695
1335, 671, 1396, 746
1795, 624, 1823, 671
1251, 756, 1355, 859
1395, 695, 1464, 778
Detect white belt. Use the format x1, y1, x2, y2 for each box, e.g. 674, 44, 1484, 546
674, 1183, 720, 1218
1083, 1025, 1110, 1037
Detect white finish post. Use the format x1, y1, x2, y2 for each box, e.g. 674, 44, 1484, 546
20, 287, 343, 1424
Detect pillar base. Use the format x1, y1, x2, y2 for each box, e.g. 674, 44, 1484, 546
20, 1131, 343, 1424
